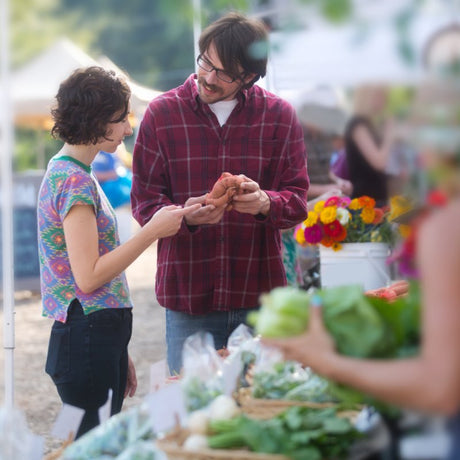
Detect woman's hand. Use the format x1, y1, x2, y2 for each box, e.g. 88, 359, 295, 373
124, 354, 138, 398
145, 203, 201, 238
262, 304, 336, 374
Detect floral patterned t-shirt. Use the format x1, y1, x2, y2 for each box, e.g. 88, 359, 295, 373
37, 155, 132, 322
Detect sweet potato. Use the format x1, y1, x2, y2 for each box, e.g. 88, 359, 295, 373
205, 172, 246, 210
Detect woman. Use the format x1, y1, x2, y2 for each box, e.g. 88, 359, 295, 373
38, 66, 199, 438
263, 77, 460, 459
345, 84, 395, 205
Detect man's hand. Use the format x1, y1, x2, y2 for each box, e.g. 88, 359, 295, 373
231, 175, 270, 216
184, 194, 226, 225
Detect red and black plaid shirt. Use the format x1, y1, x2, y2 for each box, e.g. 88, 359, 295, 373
131, 75, 309, 314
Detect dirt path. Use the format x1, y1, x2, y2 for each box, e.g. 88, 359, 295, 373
0, 243, 164, 456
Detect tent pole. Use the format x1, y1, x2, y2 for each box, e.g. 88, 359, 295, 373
1, 0, 15, 410
37, 129, 45, 170
192, 0, 201, 69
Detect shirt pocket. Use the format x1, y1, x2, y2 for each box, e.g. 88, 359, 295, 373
45, 326, 72, 384
228, 139, 279, 184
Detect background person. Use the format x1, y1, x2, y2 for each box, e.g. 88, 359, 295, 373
37, 66, 199, 438
92, 143, 132, 210
131, 11, 309, 375
345, 84, 396, 205
93, 143, 134, 242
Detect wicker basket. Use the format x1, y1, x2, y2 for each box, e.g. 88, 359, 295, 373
155, 425, 290, 460
236, 388, 361, 421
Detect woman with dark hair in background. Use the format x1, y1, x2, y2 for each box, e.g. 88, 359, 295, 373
345, 84, 395, 206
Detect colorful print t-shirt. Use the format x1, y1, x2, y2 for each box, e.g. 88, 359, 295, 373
38, 155, 132, 322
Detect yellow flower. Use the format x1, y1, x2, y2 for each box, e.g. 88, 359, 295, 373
295, 226, 306, 245
361, 207, 375, 224
304, 211, 319, 227
389, 195, 412, 222
399, 224, 411, 238
349, 198, 362, 210
313, 200, 326, 214
370, 230, 383, 242
332, 242, 342, 251
320, 206, 337, 224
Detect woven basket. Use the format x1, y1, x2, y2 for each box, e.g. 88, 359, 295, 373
155, 425, 290, 460
42, 435, 74, 460
236, 388, 361, 421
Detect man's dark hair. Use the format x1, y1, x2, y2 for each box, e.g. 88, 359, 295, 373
51, 66, 131, 145
199, 11, 269, 89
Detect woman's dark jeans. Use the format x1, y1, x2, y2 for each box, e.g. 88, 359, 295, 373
45, 299, 132, 438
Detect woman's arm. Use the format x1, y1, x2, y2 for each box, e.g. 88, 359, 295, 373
264, 202, 460, 416
63, 203, 200, 293
352, 120, 394, 171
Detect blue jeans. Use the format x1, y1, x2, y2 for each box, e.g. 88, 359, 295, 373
45, 299, 132, 438
165, 308, 258, 375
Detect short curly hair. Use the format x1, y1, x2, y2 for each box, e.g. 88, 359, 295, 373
51, 66, 131, 145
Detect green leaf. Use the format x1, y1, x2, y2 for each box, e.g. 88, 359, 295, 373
320, 0, 353, 24
322, 416, 353, 434
289, 445, 322, 460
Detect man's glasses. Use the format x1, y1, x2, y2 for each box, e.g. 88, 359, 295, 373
196, 55, 241, 83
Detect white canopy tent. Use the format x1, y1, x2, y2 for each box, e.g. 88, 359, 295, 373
264, 12, 455, 93
256, 10, 456, 135
12, 38, 162, 130
11, 38, 162, 168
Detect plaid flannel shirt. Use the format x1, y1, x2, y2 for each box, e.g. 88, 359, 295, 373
131, 75, 309, 314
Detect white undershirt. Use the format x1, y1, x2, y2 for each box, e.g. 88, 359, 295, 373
208, 99, 238, 126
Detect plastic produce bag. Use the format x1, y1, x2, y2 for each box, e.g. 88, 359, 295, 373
181, 331, 224, 412
0, 406, 43, 460
60, 405, 156, 459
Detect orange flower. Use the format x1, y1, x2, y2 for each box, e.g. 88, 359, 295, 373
361, 206, 376, 224
358, 196, 376, 208
321, 235, 334, 247
372, 208, 385, 225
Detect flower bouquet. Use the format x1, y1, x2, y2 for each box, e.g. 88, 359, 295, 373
295, 195, 397, 251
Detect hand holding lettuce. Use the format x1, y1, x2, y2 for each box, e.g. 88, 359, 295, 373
248, 283, 420, 359
249, 283, 421, 413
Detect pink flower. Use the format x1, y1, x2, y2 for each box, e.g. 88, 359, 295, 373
304, 224, 323, 244
338, 196, 351, 208
325, 196, 340, 207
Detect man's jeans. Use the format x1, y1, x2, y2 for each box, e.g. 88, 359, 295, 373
165, 308, 257, 375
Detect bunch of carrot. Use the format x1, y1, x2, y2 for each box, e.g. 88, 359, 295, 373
365, 280, 409, 302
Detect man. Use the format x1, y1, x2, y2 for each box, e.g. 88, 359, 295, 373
131, 12, 309, 374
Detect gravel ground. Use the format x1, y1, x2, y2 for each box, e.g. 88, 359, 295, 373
0, 243, 164, 457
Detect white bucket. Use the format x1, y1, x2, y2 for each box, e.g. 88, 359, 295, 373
320, 242, 391, 291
